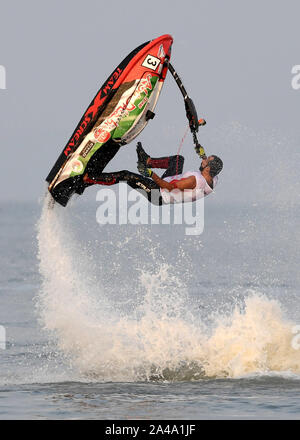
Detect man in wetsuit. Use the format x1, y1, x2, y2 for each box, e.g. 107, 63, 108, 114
83, 142, 223, 205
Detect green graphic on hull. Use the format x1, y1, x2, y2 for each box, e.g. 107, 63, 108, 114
113, 75, 158, 139
69, 75, 159, 178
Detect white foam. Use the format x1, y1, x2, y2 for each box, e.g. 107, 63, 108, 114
37, 194, 300, 382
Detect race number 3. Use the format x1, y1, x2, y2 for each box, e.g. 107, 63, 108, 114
142, 54, 160, 71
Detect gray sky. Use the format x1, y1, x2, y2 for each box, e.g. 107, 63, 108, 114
0, 0, 299, 203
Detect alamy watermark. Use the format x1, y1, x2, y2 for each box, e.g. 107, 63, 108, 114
0, 325, 6, 350
0, 65, 6, 90
291, 325, 300, 350
291, 65, 300, 90
95, 184, 204, 235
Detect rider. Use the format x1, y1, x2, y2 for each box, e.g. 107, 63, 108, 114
83, 142, 223, 205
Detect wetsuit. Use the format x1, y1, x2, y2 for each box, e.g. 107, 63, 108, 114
85, 155, 185, 205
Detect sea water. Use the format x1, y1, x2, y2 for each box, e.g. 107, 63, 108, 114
0, 194, 299, 420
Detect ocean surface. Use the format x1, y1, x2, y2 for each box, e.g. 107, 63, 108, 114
0, 195, 299, 420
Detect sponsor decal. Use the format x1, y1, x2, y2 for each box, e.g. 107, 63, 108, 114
63, 67, 123, 156
94, 128, 111, 143
80, 140, 95, 158
72, 159, 84, 173
85, 67, 122, 119
136, 181, 151, 193
142, 54, 160, 71
157, 44, 166, 59
126, 74, 153, 112
64, 115, 91, 156
138, 96, 148, 109
94, 101, 128, 143
101, 68, 122, 97
94, 74, 154, 144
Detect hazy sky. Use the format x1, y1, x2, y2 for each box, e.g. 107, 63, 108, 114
0, 0, 299, 203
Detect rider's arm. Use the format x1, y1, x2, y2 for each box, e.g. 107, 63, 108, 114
152, 173, 175, 191
152, 173, 196, 191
